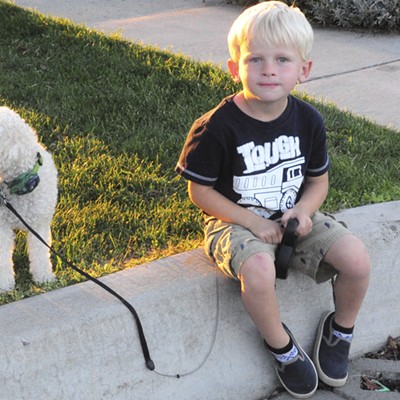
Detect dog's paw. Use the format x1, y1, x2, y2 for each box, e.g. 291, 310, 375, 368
31, 270, 57, 284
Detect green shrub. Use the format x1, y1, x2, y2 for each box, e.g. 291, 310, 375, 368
302, 0, 400, 32
226, 0, 400, 32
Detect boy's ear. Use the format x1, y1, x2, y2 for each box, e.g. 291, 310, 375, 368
298, 60, 313, 83
227, 59, 241, 83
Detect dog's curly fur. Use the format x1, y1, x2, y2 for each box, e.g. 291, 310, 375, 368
0, 107, 58, 292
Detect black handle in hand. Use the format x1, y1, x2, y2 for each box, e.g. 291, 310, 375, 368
275, 218, 299, 280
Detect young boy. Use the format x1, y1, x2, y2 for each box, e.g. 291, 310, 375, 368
176, 1, 370, 398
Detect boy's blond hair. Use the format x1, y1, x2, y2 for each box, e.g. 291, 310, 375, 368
228, 1, 314, 62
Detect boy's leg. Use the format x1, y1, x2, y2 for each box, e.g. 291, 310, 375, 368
239, 252, 318, 398
289, 212, 370, 388
239, 252, 289, 348
314, 233, 370, 387
324, 235, 370, 329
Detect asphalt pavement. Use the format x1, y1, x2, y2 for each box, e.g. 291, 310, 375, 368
9, 1, 400, 399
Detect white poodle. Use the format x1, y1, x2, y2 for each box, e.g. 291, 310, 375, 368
0, 107, 58, 292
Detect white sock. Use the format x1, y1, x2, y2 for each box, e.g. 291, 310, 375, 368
332, 328, 353, 341
271, 344, 299, 363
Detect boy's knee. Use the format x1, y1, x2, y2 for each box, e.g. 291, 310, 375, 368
328, 235, 371, 279
239, 252, 275, 289
345, 237, 370, 276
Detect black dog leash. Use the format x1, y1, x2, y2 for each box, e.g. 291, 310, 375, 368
275, 218, 299, 280
0, 191, 155, 371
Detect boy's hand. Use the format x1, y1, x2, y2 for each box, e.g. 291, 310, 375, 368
281, 207, 312, 237
248, 216, 284, 244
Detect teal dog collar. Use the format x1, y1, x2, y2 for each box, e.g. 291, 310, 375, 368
6, 152, 43, 195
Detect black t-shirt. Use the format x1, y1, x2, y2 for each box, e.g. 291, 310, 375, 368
176, 94, 329, 217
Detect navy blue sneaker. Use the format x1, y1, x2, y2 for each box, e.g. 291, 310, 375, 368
313, 311, 351, 387
267, 325, 318, 398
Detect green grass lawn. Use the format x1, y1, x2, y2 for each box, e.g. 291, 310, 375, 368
0, 1, 399, 304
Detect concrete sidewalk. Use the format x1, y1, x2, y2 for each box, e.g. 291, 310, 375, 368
12, 0, 400, 131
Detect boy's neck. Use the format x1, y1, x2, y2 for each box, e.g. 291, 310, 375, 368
234, 92, 288, 122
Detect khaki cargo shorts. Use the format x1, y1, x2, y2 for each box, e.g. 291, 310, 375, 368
204, 211, 350, 284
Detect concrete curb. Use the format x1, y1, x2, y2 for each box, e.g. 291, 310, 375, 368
335, 201, 400, 358
2, 201, 400, 399
0, 248, 332, 400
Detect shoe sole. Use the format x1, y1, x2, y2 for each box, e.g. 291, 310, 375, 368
313, 311, 348, 387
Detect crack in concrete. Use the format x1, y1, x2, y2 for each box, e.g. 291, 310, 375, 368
307, 59, 400, 83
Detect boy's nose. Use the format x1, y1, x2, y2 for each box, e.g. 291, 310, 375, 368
262, 62, 276, 76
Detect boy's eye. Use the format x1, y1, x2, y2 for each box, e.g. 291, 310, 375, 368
249, 57, 262, 63
278, 57, 288, 63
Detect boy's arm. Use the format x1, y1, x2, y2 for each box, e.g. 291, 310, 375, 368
188, 181, 284, 244
281, 172, 329, 237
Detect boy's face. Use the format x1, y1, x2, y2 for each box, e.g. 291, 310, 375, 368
228, 40, 312, 108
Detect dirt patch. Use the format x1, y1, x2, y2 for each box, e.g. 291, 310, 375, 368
361, 336, 400, 392
364, 335, 400, 361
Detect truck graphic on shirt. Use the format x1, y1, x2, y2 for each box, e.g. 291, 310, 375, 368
233, 156, 305, 213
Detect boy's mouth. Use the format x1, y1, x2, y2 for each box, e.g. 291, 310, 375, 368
259, 82, 280, 88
